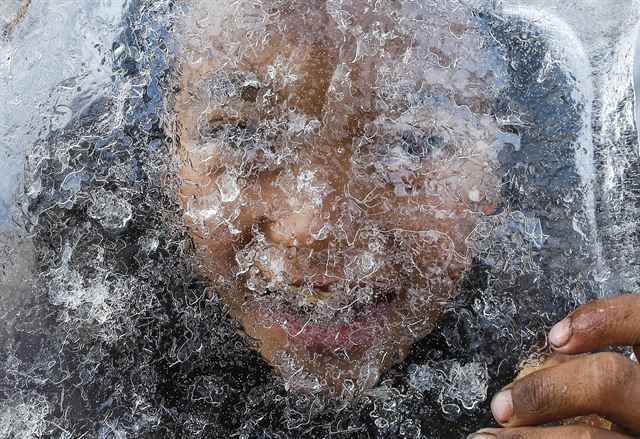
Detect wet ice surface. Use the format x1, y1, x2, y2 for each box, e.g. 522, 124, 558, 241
0, 0, 639, 438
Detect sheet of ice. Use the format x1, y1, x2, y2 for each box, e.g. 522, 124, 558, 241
0, 0, 126, 347
0, 1, 638, 438
0, 1, 26, 28
0, 6, 126, 436
0, 0, 125, 229
504, 0, 640, 293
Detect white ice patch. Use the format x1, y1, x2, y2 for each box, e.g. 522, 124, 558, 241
49, 270, 133, 328
287, 111, 321, 135
356, 252, 378, 275
255, 246, 287, 281
217, 170, 240, 203
342, 249, 381, 280
0, 393, 50, 439
87, 190, 133, 230
186, 194, 223, 222
407, 360, 489, 413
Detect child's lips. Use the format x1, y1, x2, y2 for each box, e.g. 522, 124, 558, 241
255, 278, 399, 350
288, 274, 386, 292
246, 268, 403, 349
272, 301, 394, 350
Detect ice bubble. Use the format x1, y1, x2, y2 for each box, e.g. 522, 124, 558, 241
87, 190, 133, 230
296, 169, 316, 192
468, 189, 481, 202
438, 361, 488, 411
358, 252, 377, 272
60, 170, 88, 193
49, 271, 130, 327
407, 363, 435, 392
26, 178, 42, 198
186, 194, 223, 222
217, 170, 240, 203
527, 217, 549, 248
48, 243, 73, 278
287, 111, 321, 135
256, 246, 286, 281
345, 251, 380, 279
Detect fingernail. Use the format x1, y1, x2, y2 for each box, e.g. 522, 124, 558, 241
549, 318, 572, 348
466, 432, 496, 439
491, 389, 513, 424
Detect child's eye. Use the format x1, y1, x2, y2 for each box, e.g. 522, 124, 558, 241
399, 130, 448, 159
222, 121, 257, 149
200, 119, 258, 150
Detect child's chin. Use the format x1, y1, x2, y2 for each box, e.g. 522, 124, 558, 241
254, 325, 419, 396
268, 345, 390, 396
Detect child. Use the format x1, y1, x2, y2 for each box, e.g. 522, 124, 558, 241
20, 0, 614, 436
171, 0, 513, 394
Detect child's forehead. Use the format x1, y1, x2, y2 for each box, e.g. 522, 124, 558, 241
177, 2, 496, 66
175, 1, 505, 110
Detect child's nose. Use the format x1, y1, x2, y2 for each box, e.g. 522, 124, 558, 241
260, 168, 339, 250
263, 208, 317, 248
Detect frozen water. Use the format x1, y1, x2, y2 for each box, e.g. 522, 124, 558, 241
0, 0, 638, 438
87, 190, 133, 229
0, 0, 126, 226
408, 360, 489, 412
217, 171, 240, 203
0, 392, 50, 439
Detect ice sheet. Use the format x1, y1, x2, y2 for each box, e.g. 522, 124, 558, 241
0, 1, 638, 437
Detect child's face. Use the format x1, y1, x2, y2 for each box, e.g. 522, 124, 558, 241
173, 2, 507, 393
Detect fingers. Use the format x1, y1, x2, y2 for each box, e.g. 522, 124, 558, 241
490, 352, 640, 434
467, 426, 632, 439
548, 294, 640, 354
477, 295, 640, 438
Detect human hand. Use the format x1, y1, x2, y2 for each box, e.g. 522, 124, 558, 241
468, 294, 640, 438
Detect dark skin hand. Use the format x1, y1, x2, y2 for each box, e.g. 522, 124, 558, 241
468, 294, 640, 439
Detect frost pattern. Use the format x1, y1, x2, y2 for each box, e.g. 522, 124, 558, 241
0, 393, 50, 439
407, 360, 489, 413
88, 190, 133, 230
0, 0, 637, 438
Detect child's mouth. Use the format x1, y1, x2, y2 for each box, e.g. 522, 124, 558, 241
248, 276, 401, 350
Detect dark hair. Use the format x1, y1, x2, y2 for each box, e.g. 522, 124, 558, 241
8, 2, 602, 438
